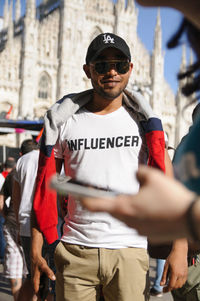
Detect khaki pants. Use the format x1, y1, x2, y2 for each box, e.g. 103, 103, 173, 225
54, 242, 149, 301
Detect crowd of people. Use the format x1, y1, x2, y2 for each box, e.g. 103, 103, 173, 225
0, 0, 200, 300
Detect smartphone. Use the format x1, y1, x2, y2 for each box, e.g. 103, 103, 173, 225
39, 273, 49, 301
50, 175, 118, 199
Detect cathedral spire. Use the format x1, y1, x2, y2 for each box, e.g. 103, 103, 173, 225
3, 0, 9, 28
7, 1, 14, 43
153, 8, 162, 53
175, 45, 188, 147
26, 0, 36, 20
20, 0, 38, 118
189, 48, 194, 66
150, 8, 164, 114
180, 44, 187, 74
126, 0, 135, 12
114, 0, 125, 34
115, 0, 125, 12
15, 0, 21, 21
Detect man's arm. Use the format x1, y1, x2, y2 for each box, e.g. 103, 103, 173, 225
0, 194, 5, 216
31, 211, 56, 294
31, 157, 63, 294
161, 238, 188, 292
161, 149, 188, 292
0, 177, 9, 217
12, 180, 21, 225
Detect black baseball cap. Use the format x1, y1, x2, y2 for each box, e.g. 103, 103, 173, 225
85, 33, 131, 64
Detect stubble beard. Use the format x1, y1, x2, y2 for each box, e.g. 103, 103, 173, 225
97, 87, 123, 100
92, 80, 128, 100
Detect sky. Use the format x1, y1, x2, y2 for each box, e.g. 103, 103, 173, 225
0, 0, 194, 94
135, 3, 188, 94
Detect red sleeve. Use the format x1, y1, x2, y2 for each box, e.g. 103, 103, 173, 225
140, 117, 165, 173
33, 150, 58, 244
145, 130, 165, 173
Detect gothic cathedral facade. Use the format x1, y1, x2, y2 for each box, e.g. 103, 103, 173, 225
0, 0, 195, 150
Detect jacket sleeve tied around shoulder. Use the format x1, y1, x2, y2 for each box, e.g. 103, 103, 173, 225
124, 90, 166, 173
140, 117, 166, 173
33, 134, 58, 244
32, 90, 93, 244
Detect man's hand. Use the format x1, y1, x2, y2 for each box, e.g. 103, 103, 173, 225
161, 239, 188, 292
81, 165, 196, 242
31, 252, 56, 294
31, 212, 56, 295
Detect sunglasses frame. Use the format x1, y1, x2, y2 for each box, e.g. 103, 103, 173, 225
90, 60, 131, 75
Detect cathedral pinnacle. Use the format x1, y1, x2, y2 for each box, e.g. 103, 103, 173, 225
26, 0, 36, 20
115, 0, 125, 11
126, 0, 135, 12
180, 44, 187, 72
15, 0, 21, 21
153, 8, 162, 53
8, 1, 14, 43
176, 45, 187, 96
3, 0, 9, 28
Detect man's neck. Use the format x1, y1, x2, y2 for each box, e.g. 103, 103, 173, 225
85, 92, 123, 115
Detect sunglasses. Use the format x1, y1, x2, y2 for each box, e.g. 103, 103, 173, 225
90, 60, 130, 75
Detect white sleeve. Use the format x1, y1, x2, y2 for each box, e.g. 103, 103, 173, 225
54, 132, 64, 159
0, 174, 5, 191
164, 132, 169, 149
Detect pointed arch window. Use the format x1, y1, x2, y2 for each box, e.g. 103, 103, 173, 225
38, 73, 51, 100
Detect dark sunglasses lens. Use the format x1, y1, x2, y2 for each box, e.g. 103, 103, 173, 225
94, 61, 129, 74
116, 62, 130, 74
94, 62, 108, 74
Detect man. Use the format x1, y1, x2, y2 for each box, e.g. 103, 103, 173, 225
0, 157, 16, 190
81, 1, 200, 243
0, 159, 27, 301
13, 139, 39, 273
12, 139, 40, 301
14, 139, 58, 301
0, 157, 16, 264
13, 139, 57, 301
32, 33, 188, 301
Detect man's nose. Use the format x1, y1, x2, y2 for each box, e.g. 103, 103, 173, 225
106, 63, 118, 75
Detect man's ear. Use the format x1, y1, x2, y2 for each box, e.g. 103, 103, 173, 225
83, 64, 91, 79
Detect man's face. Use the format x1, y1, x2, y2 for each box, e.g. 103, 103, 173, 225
84, 48, 133, 100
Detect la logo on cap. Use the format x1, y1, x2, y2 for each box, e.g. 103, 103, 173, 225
103, 34, 114, 44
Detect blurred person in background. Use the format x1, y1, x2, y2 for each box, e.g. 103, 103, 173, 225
0, 158, 27, 301
0, 157, 16, 264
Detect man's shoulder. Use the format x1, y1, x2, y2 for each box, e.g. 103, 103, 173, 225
56, 89, 93, 105
17, 150, 39, 168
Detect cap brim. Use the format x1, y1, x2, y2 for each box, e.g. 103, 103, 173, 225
136, 0, 200, 29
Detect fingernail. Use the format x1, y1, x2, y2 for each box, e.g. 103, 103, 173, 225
52, 275, 56, 280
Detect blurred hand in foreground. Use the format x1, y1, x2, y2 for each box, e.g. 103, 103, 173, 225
81, 165, 196, 242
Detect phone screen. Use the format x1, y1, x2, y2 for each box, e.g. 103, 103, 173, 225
50, 175, 118, 199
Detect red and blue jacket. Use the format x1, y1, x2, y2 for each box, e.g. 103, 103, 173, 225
33, 89, 165, 244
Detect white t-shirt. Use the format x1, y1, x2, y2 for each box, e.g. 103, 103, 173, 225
15, 150, 39, 237
0, 173, 6, 191
54, 106, 148, 249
